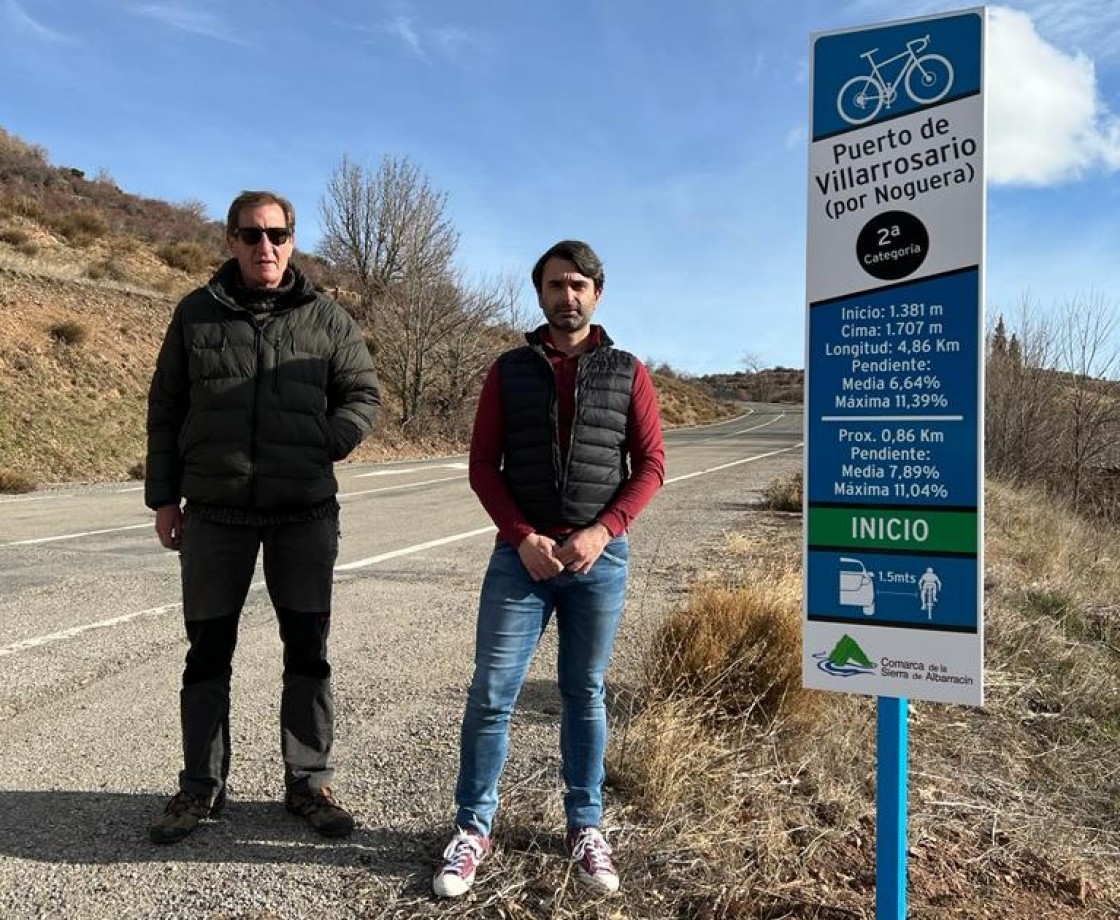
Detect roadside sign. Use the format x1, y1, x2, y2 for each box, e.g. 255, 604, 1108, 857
804, 8, 985, 707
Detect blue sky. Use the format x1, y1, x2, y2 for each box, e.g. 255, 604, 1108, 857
2, 1, 1119, 374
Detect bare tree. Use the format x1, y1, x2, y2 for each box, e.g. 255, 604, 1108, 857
985, 298, 1061, 485
430, 277, 520, 436
1052, 296, 1120, 512
485, 268, 535, 331
986, 295, 1120, 518
317, 154, 459, 329
740, 351, 772, 402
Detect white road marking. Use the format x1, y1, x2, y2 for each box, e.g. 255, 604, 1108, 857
0, 493, 73, 504
665, 444, 802, 484
0, 522, 153, 547
334, 525, 496, 571
338, 474, 466, 499
697, 413, 785, 441
0, 476, 467, 547
0, 443, 801, 657
0, 525, 497, 657
0, 602, 183, 657
352, 462, 468, 478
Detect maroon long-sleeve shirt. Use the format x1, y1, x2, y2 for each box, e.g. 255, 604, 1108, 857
469, 326, 666, 547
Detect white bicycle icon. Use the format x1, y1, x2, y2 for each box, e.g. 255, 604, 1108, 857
836, 35, 954, 126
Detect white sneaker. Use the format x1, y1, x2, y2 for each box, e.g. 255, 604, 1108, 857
432, 827, 491, 898
567, 826, 620, 893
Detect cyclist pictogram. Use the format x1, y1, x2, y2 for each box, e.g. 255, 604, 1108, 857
919, 566, 942, 618
836, 34, 954, 126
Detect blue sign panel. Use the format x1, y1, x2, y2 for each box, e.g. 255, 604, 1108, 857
812, 13, 982, 140
807, 550, 978, 631
807, 269, 980, 508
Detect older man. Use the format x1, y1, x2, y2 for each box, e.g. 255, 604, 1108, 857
145, 189, 380, 844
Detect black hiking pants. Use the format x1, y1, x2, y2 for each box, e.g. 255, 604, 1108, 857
176, 510, 339, 800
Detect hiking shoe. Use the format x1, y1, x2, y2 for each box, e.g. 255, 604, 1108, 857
567, 826, 620, 893
284, 786, 355, 838
148, 790, 223, 845
432, 827, 491, 898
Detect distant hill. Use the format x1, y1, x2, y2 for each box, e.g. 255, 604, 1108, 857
702, 367, 804, 404
0, 125, 751, 486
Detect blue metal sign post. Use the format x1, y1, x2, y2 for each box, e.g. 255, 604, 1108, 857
804, 8, 986, 918
877, 696, 908, 918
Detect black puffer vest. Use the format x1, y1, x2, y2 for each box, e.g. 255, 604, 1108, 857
497, 326, 635, 531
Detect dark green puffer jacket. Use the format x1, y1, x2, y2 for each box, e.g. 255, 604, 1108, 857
145, 259, 380, 512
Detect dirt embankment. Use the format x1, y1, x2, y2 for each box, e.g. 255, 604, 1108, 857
0, 266, 173, 482
0, 263, 739, 487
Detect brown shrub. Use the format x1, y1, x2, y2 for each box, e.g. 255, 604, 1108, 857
0, 226, 31, 246
85, 253, 131, 283
157, 241, 212, 274
7, 195, 46, 222
0, 468, 36, 493
760, 468, 803, 511
647, 571, 819, 728
48, 318, 89, 346
53, 210, 109, 246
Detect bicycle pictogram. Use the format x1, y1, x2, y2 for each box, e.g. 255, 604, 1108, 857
836, 34, 954, 126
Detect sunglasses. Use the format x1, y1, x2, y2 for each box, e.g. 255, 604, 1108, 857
233, 226, 292, 246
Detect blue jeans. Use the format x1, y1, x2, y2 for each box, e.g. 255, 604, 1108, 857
454, 536, 630, 836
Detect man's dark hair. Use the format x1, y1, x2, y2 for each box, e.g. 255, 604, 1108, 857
225, 190, 296, 236
531, 240, 605, 293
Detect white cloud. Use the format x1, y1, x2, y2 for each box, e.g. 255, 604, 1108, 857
988, 5, 1120, 185
128, 2, 245, 46
3, 0, 70, 42
381, 14, 484, 62
1016, 0, 1120, 63
386, 14, 424, 58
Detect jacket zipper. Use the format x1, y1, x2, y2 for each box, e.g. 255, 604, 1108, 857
249, 318, 262, 506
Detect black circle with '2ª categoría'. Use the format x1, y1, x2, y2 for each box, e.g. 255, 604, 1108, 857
856, 210, 929, 281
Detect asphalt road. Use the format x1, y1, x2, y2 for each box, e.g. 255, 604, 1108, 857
0, 405, 803, 919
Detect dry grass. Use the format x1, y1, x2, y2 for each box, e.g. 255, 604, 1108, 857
645, 574, 822, 731
363, 475, 1120, 919
157, 240, 214, 274
53, 210, 109, 247
0, 467, 36, 493
47, 318, 88, 346
760, 468, 803, 512
0, 227, 30, 247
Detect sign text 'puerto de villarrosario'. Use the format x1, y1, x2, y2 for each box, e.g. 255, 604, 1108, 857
804, 8, 985, 706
